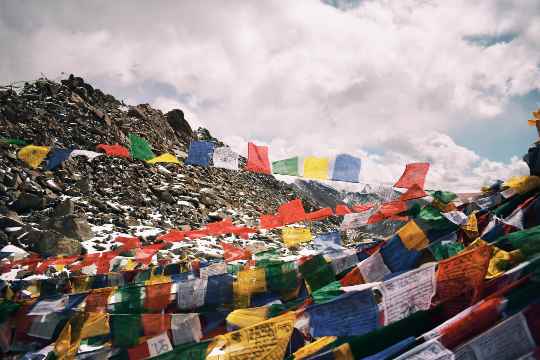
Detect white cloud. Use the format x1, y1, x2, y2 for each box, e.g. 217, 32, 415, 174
0, 0, 538, 192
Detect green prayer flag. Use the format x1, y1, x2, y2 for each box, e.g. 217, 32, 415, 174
0, 300, 20, 323
429, 241, 464, 261
265, 261, 298, 292
415, 205, 456, 231
154, 341, 211, 360
110, 314, 141, 347
494, 225, 540, 258
272, 157, 299, 176
312, 281, 344, 304
112, 285, 144, 313
430, 190, 457, 204
128, 133, 155, 161
1, 138, 28, 146
299, 254, 336, 292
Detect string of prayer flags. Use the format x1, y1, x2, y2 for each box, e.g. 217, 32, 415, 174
246, 142, 271, 174
185, 141, 215, 167
17, 145, 50, 169
278, 198, 307, 224
146, 153, 181, 165
394, 162, 430, 189
282, 227, 312, 248
303, 156, 330, 180
306, 289, 379, 337
212, 146, 239, 170
96, 143, 130, 158
44, 148, 73, 170
331, 154, 361, 183
128, 133, 155, 161
272, 157, 299, 176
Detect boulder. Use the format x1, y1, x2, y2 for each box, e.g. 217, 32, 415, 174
166, 109, 193, 142
10, 192, 46, 212
48, 215, 92, 241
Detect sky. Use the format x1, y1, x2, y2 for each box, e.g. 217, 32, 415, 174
1, 0, 540, 192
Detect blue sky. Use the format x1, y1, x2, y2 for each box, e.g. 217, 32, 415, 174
1, 0, 539, 190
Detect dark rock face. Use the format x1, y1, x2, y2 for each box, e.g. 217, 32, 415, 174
166, 109, 193, 142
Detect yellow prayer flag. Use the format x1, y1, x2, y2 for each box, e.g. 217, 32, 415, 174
146, 153, 181, 165
462, 213, 478, 238
397, 220, 429, 250
294, 336, 337, 360
503, 176, 540, 194
237, 267, 267, 295
226, 306, 269, 329
466, 238, 524, 279
17, 145, 50, 169
207, 312, 296, 360
528, 119, 538, 126
303, 156, 330, 180
80, 312, 110, 339
70, 276, 92, 293
282, 227, 312, 248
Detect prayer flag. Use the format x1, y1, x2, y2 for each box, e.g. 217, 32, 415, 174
307, 207, 334, 221
335, 204, 352, 216
212, 146, 239, 170
69, 149, 103, 161
237, 268, 267, 295
79, 312, 110, 339
96, 143, 130, 158
177, 278, 207, 310
259, 214, 283, 229
205, 274, 234, 306
272, 157, 299, 176
299, 255, 336, 292
129, 133, 155, 161
380, 235, 422, 273
246, 142, 271, 174
307, 290, 379, 337
44, 148, 73, 170
185, 141, 215, 167
304, 156, 330, 180
399, 184, 428, 201
282, 227, 312, 247
1, 138, 28, 146
141, 314, 171, 337
171, 313, 202, 346
352, 203, 375, 213
146, 153, 180, 164
144, 282, 172, 311
221, 242, 251, 262
278, 198, 307, 224
314, 231, 344, 252
357, 252, 391, 283
206, 312, 295, 360
332, 154, 361, 183
111, 314, 141, 348
17, 145, 50, 169
397, 220, 429, 250
128, 332, 173, 360
394, 162, 430, 189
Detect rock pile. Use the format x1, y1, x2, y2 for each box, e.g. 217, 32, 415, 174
0, 75, 342, 258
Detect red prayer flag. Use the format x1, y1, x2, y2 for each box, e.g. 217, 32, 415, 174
339, 267, 364, 287
157, 229, 186, 242
379, 201, 407, 217
306, 208, 334, 221
351, 203, 374, 213
278, 199, 307, 224
399, 184, 428, 201
335, 204, 352, 216
207, 219, 234, 235
96, 144, 130, 158
246, 142, 271, 174
260, 214, 283, 229
142, 314, 172, 337
85, 288, 114, 313
221, 242, 251, 262
394, 162, 430, 189
144, 282, 172, 311
135, 243, 165, 265
116, 236, 141, 251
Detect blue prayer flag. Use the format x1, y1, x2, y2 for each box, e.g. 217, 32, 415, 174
332, 154, 361, 183
185, 141, 215, 167
380, 235, 421, 273
314, 231, 343, 252
204, 274, 233, 306
307, 289, 378, 337
45, 148, 73, 170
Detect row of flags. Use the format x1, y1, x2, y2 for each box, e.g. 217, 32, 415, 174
2, 175, 540, 359
10, 137, 365, 183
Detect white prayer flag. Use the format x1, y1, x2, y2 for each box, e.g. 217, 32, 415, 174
213, 146, 239, 170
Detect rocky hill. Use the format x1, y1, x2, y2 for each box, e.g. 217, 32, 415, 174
0, 75, 340, 259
